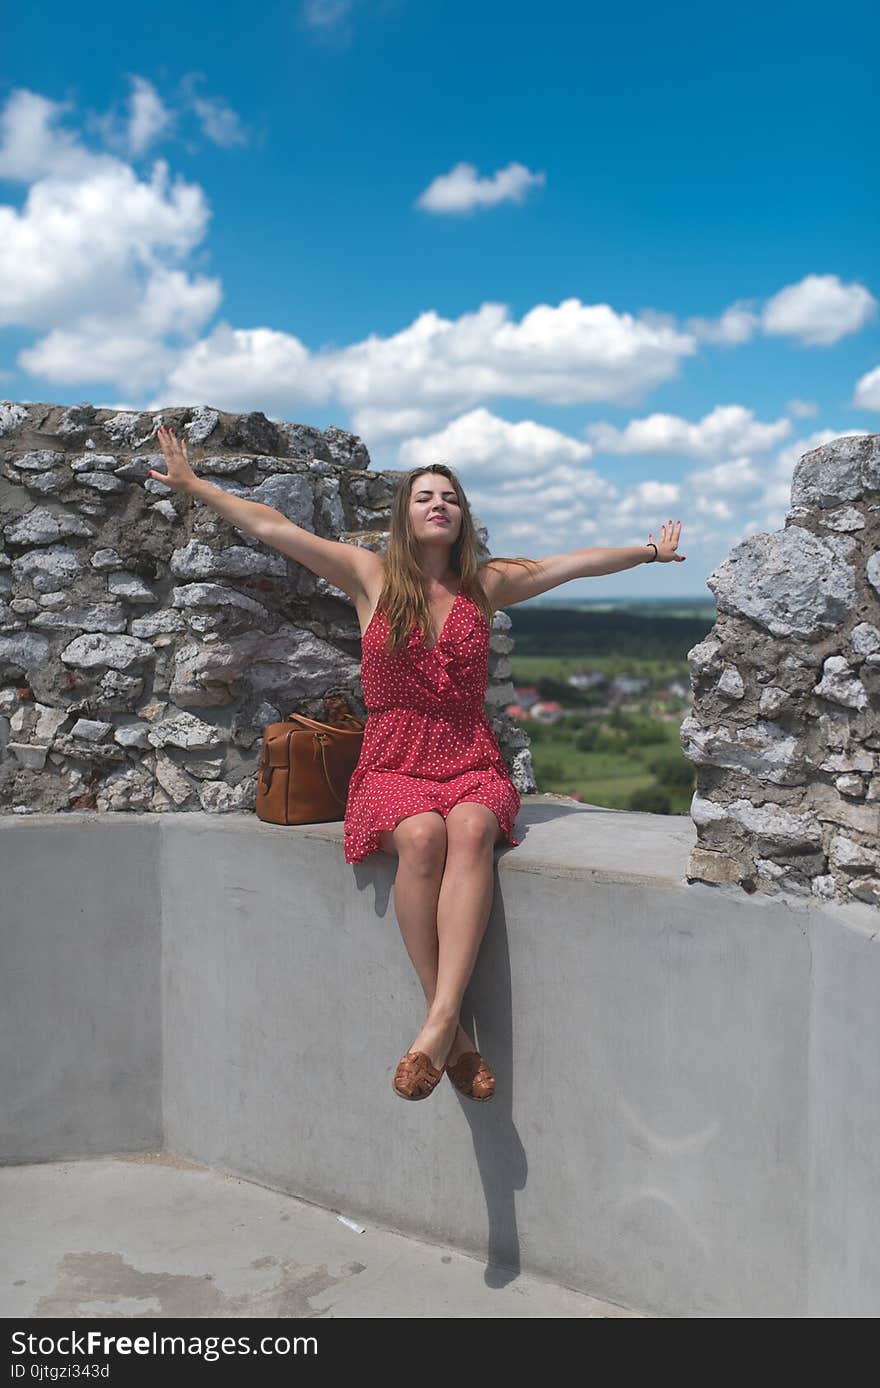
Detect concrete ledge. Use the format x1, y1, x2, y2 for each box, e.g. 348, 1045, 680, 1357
2, 798, 879, 1317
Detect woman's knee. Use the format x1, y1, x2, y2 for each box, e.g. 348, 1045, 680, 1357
445, 802, 503, 853
393, 811, 447, 869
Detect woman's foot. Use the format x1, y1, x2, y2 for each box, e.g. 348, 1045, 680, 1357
445, 1021, 479, 1068
407, 1015, 475, 1072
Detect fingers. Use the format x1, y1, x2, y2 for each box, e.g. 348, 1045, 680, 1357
157, 424, 185, 451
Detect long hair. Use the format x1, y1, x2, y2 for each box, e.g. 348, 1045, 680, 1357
375, 463, 542, 654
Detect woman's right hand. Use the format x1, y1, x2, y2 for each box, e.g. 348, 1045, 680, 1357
148, 425, 199, 493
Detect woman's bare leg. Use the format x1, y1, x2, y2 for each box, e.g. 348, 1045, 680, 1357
402, 803, 502, 1070
379, 811, 447, 1004
380, 806, 500, 1070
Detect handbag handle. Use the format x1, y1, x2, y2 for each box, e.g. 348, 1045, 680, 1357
273, 703, 366, 807
312, 731, 349, 806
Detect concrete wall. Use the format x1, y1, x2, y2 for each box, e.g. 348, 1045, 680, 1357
0, 815, 161, 1160
2, 801, 879, 1317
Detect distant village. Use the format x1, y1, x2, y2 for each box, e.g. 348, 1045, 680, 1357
507, 668, 692, 724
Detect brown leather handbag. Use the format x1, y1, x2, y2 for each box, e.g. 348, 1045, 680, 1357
255, 693, 366, 826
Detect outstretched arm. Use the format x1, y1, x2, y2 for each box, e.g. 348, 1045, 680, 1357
482, 520, 685, 608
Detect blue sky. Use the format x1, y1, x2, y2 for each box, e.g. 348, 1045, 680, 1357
1, 0, 877, 598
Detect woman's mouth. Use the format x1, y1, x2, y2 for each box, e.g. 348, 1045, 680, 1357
429, 517, 449, 525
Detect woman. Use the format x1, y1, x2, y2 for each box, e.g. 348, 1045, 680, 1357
151, 425, 685, 1105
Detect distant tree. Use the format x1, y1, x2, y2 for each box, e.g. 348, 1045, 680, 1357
628, 784, 673, 814
646, 751, 695, 788
575, 725, 601, 752
536, 676, 581, 703
536, 758, 565, 785
620, 716, 668, 747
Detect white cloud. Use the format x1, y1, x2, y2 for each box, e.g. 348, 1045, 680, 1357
0, 87, 220, 381
3, 94, 692, 410
686, 299, 761, 345
346, 405, 440, 441
683, 457, 761, 494
159, 322, 331, 408
416, 160, 546, 214
612, 480, 681, 515
84, 73, 248, 159
693, 496, 734, 520
396, 406, 594, 479
761, 273, 877, 346
0, 156, 217, 329
686, 274, 876, 349
786, 398, 819, 418
19, 267, 224, 392
852, 363, 880, 410
189, 93, 248, 148
432, 411, 872, 571
0, 89, 115, 182
407, 417, 689, 558
4, 81, 874, 596
153, 298, 697, 425
586, 404, 790, 458
178, 73, 249, 149
90, 76, 174, 159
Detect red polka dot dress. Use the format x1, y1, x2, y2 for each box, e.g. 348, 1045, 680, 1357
343, 588, 522, 864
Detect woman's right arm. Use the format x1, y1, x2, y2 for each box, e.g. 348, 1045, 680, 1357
149, 424, 380, 601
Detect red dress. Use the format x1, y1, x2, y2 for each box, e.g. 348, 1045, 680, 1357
343, 589, 522, 864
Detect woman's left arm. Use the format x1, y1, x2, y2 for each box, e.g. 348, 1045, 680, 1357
483, 520, 686, 608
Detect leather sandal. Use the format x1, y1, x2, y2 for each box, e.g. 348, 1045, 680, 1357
446, 1050, 495, 1102
392, 1050, 446, 1100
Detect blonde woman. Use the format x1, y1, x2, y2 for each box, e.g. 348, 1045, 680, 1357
152, 425, 685, 1104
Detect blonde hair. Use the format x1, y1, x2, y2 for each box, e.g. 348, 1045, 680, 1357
374, 463, 541, 654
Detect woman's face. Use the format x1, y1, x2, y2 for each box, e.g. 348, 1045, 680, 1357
408, 473, 462, 545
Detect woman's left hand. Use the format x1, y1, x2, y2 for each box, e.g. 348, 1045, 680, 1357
648, 520, 686, 563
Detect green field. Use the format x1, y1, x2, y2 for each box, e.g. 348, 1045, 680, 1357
517, 704, 694, 814
505, 600, 711, 815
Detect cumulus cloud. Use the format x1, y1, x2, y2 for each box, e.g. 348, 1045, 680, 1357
761, 273, 877, 346
415, 161, 546, 214
152, 298, 697, 427
683, 457, 762, 495
396, 406, 594, 480
585, 404, 791, 459
157, 322, 330, 408
852, 362, 880, 410
19, 267, 224, 393
786, 398, 819, 418
0, 88, 116, 182
685, 300, 761, 346
686, 273, 876, 349
0, 87, 221, 383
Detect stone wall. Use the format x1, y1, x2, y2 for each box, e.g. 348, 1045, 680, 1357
681, 432, 880, 907
0, 401, 535, 816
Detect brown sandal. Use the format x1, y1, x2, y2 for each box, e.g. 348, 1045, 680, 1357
392, 1050, 446, 1100
446, 1051, 495, 1102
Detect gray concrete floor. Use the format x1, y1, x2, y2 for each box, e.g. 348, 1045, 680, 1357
1, 1153, 648, 1318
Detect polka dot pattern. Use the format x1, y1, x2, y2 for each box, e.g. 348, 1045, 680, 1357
343, 589, 521, 864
